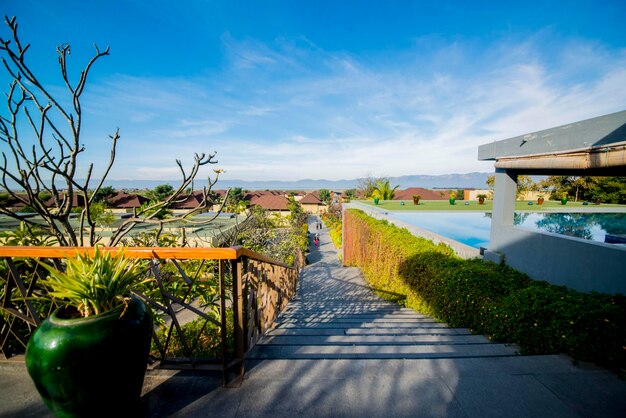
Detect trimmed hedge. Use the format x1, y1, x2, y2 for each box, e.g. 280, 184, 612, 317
344, 209, 626, 372
322, 212, 343, 249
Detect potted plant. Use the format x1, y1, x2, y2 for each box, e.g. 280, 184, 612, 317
560, 193, 568, 205
412, 194, 421, 205
26, 247, 152, 417
476, 194, 487, 205
449, 192, 456, 205
372, 190, 381, 205
537, 195, 545, 205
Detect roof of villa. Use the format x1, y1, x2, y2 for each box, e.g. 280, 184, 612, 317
0, 193, 30, 209
244, 190, 288, 202
211, 189, 229, 198
106, 191, 148, 208
249, 194, 290, 211
394, 188, 451, 200
478, 110, 626, 175
170, 191, 208, 209
44, 193, 86, 208
300, 193, 324, 205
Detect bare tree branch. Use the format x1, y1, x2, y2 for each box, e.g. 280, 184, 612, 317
1, 16, 225, 248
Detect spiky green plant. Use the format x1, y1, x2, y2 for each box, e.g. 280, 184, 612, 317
370, 179, 399, 200
40, 247, 150, 318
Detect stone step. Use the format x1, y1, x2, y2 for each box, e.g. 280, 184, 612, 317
258, 334, 491, 345
247, 343, 519, 360
286, 302, 401, 307
280, 309, 431, 319
282, 307, 423, 314
275, 317, 440, 325
267, 327, 474, 336
275, 322, 452, 329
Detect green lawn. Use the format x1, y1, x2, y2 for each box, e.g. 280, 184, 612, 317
356, 199, 626, 211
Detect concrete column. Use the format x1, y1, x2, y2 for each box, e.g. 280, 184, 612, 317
485, 169, 517, 262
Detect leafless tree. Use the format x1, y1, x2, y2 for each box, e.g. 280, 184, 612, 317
0, 16, 226, 246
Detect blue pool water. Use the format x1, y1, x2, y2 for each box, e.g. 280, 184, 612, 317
389, 212, 626, 249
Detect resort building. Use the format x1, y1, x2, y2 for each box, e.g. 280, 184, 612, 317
299, 192, 327, 214
170, 190, 211, 214
247, 193, 291, 218
105, 191, 148, 213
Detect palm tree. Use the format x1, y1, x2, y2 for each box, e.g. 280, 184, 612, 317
370, 179, 399, 200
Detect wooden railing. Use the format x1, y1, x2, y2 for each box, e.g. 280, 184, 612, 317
0, 246, 304, 386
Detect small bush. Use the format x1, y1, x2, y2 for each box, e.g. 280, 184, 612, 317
322, 212, 343, 249
343, 209, 626, 372
152, 310, 234, 359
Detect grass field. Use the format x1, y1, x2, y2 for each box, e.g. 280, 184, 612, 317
356, 199, 626, 211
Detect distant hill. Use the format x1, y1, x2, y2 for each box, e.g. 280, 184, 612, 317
103, 172, 491, 191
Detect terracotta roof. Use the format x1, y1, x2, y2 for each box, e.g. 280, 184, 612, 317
300, 193, 324, 205
244, 190, 283, 201
393, 188, 452, 200
44, 193, 87, 208
249, 194, 290, 211
212, 189, 229, 198
0, 193, 30, 209
171, 191, 208, 209
106, 191, 148, 208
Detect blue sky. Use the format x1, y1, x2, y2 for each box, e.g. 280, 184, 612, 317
2, 1, 626, 183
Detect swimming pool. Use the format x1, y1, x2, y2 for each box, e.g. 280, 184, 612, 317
388, 212, 626, 249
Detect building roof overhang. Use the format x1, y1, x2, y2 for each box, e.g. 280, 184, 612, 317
477, 110, 626, 175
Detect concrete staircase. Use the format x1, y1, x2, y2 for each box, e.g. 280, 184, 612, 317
247, 218, 518, 361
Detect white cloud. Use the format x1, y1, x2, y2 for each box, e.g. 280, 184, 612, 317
80, 34, 626, 182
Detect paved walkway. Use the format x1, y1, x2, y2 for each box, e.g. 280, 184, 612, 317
1, 216, 625, 417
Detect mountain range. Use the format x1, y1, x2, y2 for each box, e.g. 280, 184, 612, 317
104, 172, 492, 191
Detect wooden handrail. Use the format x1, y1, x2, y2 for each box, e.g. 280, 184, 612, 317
0, 245, 296, 269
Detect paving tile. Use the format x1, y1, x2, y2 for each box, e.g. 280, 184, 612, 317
533, 372, 626, 418
448, 374, 578, 418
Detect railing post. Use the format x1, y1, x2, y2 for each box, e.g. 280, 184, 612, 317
218, 260, 229, 385
230, 257, 245, 385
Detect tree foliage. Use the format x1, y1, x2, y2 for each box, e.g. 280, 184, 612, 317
343, 189, 357, 201
93, 186, 116, 204
148, 184, 175, 202
540, 176, 626, 204
224, 187, 248, 213
238, 205, 307, 265
486, 175, 536, 199
356, 174, 381, 199
318, 189, 331, 205
371, 179, 399, 200
287, 196, 307, 227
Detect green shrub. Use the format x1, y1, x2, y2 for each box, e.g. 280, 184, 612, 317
151, 310, 234, 359
344, 209, 626, 371
322, 212, 343, 249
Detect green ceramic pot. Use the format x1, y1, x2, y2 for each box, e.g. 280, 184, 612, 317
449, 197, 456, 205
561, 197, 568, 205
25, 296, 152, 417
373, 197, 380, 205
